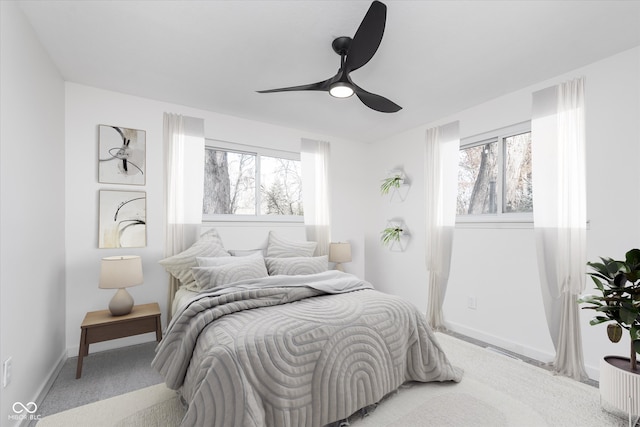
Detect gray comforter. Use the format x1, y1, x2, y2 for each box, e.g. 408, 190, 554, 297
152, 271, 462, 427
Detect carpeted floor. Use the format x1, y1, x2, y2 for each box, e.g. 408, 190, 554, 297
350, 333, 624, 426
33, 341, 163, 424
36, 333, 629, 427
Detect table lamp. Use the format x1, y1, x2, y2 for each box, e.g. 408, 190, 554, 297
329, 242, 352, 272
99, 255, 143, 316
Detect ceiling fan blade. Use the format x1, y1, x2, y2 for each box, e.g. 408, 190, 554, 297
345, 1, 387, 72
257, 79, 331, 93
353, 83, 401, 113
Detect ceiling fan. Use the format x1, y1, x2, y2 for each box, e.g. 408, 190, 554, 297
257, 1, 401, 113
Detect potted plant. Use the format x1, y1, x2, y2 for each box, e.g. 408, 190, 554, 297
380, 172, 405, 195
380, 226, 405, 248
579, 248, 640, 419
579, 248, 640, 369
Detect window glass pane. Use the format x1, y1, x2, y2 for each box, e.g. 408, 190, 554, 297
504, 132, 532, 213
260, 156, 303, 216
457, 141, 498, 215
203, 149, 256, 214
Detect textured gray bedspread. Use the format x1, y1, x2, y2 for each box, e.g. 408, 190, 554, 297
152, 271, 462, 427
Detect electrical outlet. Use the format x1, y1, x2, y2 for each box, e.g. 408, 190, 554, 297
467, 296, 477, 310
3, 357, 12, 388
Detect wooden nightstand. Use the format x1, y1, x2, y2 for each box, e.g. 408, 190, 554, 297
76, 302, 162, 379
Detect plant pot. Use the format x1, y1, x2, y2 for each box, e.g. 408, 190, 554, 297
600, 356, 640, 423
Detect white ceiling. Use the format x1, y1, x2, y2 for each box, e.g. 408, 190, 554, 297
18, 0, 640, 143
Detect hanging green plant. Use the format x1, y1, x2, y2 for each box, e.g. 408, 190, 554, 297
380, 226, 405, 247
380, 174, 405, 195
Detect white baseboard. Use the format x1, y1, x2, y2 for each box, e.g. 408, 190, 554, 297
444, 321, 555, 362
19, 350, 66, 427
584, 364, 599, 382
444, 321, 600, 381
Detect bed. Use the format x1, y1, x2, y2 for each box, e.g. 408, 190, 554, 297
152, 229, 462, 427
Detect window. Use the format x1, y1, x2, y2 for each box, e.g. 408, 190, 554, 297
457, 122, 532, 221
203, 140, 303, 221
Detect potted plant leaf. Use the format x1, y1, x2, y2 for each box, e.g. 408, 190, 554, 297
579, 248, 640, 418
580, 249, 640, 369
380, 172, 405, 195
380, 226, 405, 248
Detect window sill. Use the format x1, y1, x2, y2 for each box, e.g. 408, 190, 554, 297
456, 214, 533, 229
455, 216, 591, 230
203, 215, 304, 224
455, 220, 533, 229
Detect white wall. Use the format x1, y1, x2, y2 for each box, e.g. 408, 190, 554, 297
0, 2, 66, 425
4, 8, 634, 422
64, 83, 367, 355
365, 46, 640, 380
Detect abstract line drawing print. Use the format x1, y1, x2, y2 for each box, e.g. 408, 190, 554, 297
99, 190, 146, 248
98, 125, 146, 185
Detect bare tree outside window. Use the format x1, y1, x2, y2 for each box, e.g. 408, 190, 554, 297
504, 132, 532, 213
260, 156, 303, 215
203, 147, 303, 218
457, 128, 532, 217
457, 142, 498, 214
203, 149, 255, 214
203, 149, 231, 214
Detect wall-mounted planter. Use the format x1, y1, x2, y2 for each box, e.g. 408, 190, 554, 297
380, 170, 410, 202
381, 219, 410, 252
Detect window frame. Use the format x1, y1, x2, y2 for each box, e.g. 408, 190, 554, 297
456, 121, 533, 227
202, 139, 304, 223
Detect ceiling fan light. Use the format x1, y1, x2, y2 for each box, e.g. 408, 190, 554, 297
329, 82, 354, 98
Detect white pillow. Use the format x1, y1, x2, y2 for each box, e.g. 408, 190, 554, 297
196, 251, 262, 266
228, 249, 266, 257
265, 256, 328, 276
192, 257, 268, 291
266, 231, 316, 258
158, 229, 230, 287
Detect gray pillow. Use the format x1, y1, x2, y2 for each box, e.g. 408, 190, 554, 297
196, 251, 262, 266
192, 257, 268, 291
266, 256, 328, 276
228, 249, 266, 257
266, 231, 316, 258
159, 229, 230, 288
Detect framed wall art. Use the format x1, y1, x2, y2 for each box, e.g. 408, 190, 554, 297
98, 125, 146, 185
99, 190, 147, 248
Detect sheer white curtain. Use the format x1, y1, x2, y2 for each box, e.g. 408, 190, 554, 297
301, 138, 331, 256
425, 121, 460, 330
163, 113, 205, 318
532, 77, 587, 380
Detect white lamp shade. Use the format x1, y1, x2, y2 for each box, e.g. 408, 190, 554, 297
329, 242, 352, 263
99, 255, 143, 289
